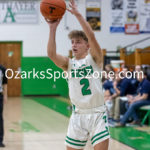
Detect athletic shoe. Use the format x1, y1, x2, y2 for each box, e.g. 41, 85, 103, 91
126, 120, 141, 127
115, 122, 125, 127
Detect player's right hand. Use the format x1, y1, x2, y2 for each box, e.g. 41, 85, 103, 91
45, 18, 61, 29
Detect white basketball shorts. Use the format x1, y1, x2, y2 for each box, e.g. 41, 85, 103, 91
65, 105, 110, 149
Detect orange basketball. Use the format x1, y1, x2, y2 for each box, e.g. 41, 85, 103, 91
40, 0, 66, 21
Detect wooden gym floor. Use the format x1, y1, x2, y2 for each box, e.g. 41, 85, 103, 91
1, 97, 135, 150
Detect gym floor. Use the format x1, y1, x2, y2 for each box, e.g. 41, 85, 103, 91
2, 97, 150, 150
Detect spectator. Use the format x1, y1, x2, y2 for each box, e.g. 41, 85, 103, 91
120, 66, 137, 96
116, 70, 150, 127
104, 72, 121, 121
105, 64, 114, 73
135, 65, 142, 72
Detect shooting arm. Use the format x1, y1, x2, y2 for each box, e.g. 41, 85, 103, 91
47, 22, 69, 71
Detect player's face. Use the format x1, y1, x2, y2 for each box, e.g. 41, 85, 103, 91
71, 38, 89, 58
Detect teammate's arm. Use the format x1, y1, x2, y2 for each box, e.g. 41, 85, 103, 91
47, 20, 69, 71
67, 0, 103, 67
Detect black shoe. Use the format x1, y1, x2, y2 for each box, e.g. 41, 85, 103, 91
0, 143, 5, 147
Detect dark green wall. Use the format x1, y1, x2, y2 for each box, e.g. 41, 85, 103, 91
21, 57, 68, 97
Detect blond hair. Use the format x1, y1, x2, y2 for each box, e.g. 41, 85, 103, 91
68, 30, 88, 42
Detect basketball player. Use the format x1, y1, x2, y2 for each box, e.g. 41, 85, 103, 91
47, 0, 110, 149
0, 64, 7, 147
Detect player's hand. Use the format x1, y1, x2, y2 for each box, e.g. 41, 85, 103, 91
67, 0, 80, 16
45, 18, 61, 29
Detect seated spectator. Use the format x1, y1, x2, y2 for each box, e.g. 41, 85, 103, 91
111, 72, 122, 121
104, 72, 121, 121
103, 72, 115, 119
143, 65, 150, 81
105, 64, 114, 73
108, 67, 139, 122
102, 64, 114, 83
116, 71, 150, 127
114, 67, 138, 117
135, 65, 142, 72
120, 66, 137, 96
103, 77, 115, 95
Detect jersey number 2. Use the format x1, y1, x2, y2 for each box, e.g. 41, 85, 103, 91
80, 78, 92, 96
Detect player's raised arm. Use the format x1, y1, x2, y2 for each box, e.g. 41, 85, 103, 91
47, 20, 69, 71
67, 0, 103, 67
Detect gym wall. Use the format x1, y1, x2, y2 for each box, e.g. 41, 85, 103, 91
0, 0, 149, 96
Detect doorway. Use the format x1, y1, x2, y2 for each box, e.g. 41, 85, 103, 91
0, 42, 22, 96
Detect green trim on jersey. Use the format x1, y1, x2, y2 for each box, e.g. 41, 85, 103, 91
71, 65, 94, 78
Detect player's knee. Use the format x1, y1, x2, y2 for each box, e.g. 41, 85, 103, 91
66, 146, 83, 150
94, 139, 109, 150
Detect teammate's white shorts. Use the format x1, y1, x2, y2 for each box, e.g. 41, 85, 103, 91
65, 105, 110, 149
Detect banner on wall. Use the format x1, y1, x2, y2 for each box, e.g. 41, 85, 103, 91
86, 0, 101, 31
0, 1, 39, 24
140, 0, 150, 33
125, 0, 140, 34
110, 0, 124, 33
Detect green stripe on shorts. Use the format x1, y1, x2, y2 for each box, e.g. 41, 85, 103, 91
72, 104, 76, 111
91, 130, 108, 141
91, 133, 110, 145
66, 136, 87, 143
65, 140, 86, 147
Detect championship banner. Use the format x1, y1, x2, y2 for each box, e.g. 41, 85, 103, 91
125, 0, 140, 34
110, 0, 124, 33
0, 1, 39, 24
86, 0, 101, 31
140, 0, 150, 33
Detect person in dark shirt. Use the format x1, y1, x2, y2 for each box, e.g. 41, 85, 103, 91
0, 65, 8, 147
103, 79, 115, 95
110, 72, 122, 121
119, 78, 137, 96
119, 67, 137, 96
104, 72, 121, 121
116, 71, 150, 126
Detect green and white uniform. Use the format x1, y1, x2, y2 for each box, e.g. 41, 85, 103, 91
65, 53, 110, 149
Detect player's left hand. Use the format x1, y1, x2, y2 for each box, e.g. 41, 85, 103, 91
67, 0, 80, 16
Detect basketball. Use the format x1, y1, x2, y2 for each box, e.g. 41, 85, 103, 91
40, 0, 66, 21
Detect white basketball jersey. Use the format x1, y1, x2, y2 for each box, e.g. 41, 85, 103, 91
67, 53, 104, 109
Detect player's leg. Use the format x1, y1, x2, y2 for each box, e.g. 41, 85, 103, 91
90, 111, 110, 150
114, 96, 120, 120
65, 113, 88, 150
67, 146, 83, 150
94, 139, 109, 150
